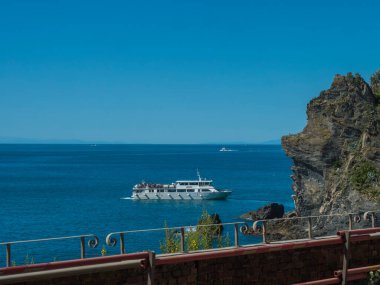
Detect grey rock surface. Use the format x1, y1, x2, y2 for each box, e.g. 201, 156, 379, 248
282, 72, 380, 218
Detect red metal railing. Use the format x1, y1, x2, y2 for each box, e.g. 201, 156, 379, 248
292, 227, 380, 285
0, 252, 149, 276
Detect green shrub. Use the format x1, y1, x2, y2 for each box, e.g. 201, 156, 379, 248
101, 245, 107, 256
160, 210, 231, 254
159, 221, 180, 254
350, 160, 378, 187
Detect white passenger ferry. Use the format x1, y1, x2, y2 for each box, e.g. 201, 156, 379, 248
131, 172, 231, 200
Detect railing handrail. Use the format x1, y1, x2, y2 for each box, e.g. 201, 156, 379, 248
1, 233, 99, 268
251, 210, 380, 223
0, 234, 98, 246
106, 221, 246, 236
105, 210, 379, 242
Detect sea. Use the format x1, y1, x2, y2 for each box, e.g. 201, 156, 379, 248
0, 144, 293, 266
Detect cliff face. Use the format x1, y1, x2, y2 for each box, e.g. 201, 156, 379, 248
282, 73, 380, 216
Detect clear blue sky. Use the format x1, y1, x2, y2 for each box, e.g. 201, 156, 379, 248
0, 0, 379, 144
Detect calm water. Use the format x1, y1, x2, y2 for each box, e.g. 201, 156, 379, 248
0, 144, 293, 265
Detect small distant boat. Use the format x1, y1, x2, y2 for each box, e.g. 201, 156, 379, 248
131, 171, 231, 200
219, 147, 236, 152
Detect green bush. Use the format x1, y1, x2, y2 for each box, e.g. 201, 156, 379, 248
350, 160, 378, 187
160, 210, 231, 254
350, 160, 380, 201
101, 245, 107, 256
159, 221, 180, 253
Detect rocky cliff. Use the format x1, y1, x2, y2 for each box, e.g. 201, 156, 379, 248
282, 72, 380, 217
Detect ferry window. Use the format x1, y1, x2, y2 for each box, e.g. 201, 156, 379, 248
178, 189, 186, 192
190, 182, 198, 186
187, 189, 195, 192
168, 189, 176, 192
179, 182, 186, 186
202, 189, 210, 192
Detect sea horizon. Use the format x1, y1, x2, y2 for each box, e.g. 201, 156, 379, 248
0, 141, 282, 145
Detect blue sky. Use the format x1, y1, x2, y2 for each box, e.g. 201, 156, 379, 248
0, 0, 379, 144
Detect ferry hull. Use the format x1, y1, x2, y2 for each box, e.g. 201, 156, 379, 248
132, 191, 231, 200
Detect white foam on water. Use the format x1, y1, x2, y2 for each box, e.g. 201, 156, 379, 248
120, 197, 132, 200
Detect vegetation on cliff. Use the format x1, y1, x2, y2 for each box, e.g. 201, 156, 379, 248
371, 70, 380, 102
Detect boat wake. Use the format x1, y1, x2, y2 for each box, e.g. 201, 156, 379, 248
120, 197, 132, 200
219, 147, 238, 152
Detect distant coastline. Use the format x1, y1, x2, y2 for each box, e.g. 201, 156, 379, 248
0, 137, 281, 145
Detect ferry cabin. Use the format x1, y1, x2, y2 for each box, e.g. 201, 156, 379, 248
133, 180, 215, 194
172, 180, 213, 193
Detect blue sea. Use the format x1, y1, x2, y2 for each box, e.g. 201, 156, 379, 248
0, 144, 293, 266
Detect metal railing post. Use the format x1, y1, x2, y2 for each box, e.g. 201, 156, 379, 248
262, 221, 268, 244
234, 223, 239, 247
308, 217, 313, 239
120, 233, 125, 254
6, 243, 11, 267
341, 231, 351, 285
80, 236, 85, 259
147, 251, 156, 285
180, 227, 185, 253
364, 211, 376, 228
348, 214, 353, 230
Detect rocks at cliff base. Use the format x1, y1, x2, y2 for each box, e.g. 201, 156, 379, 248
240, 203, 285, 221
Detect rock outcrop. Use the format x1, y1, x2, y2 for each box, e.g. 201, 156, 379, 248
282, 72, 380, 217
240, 203, 284, 220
